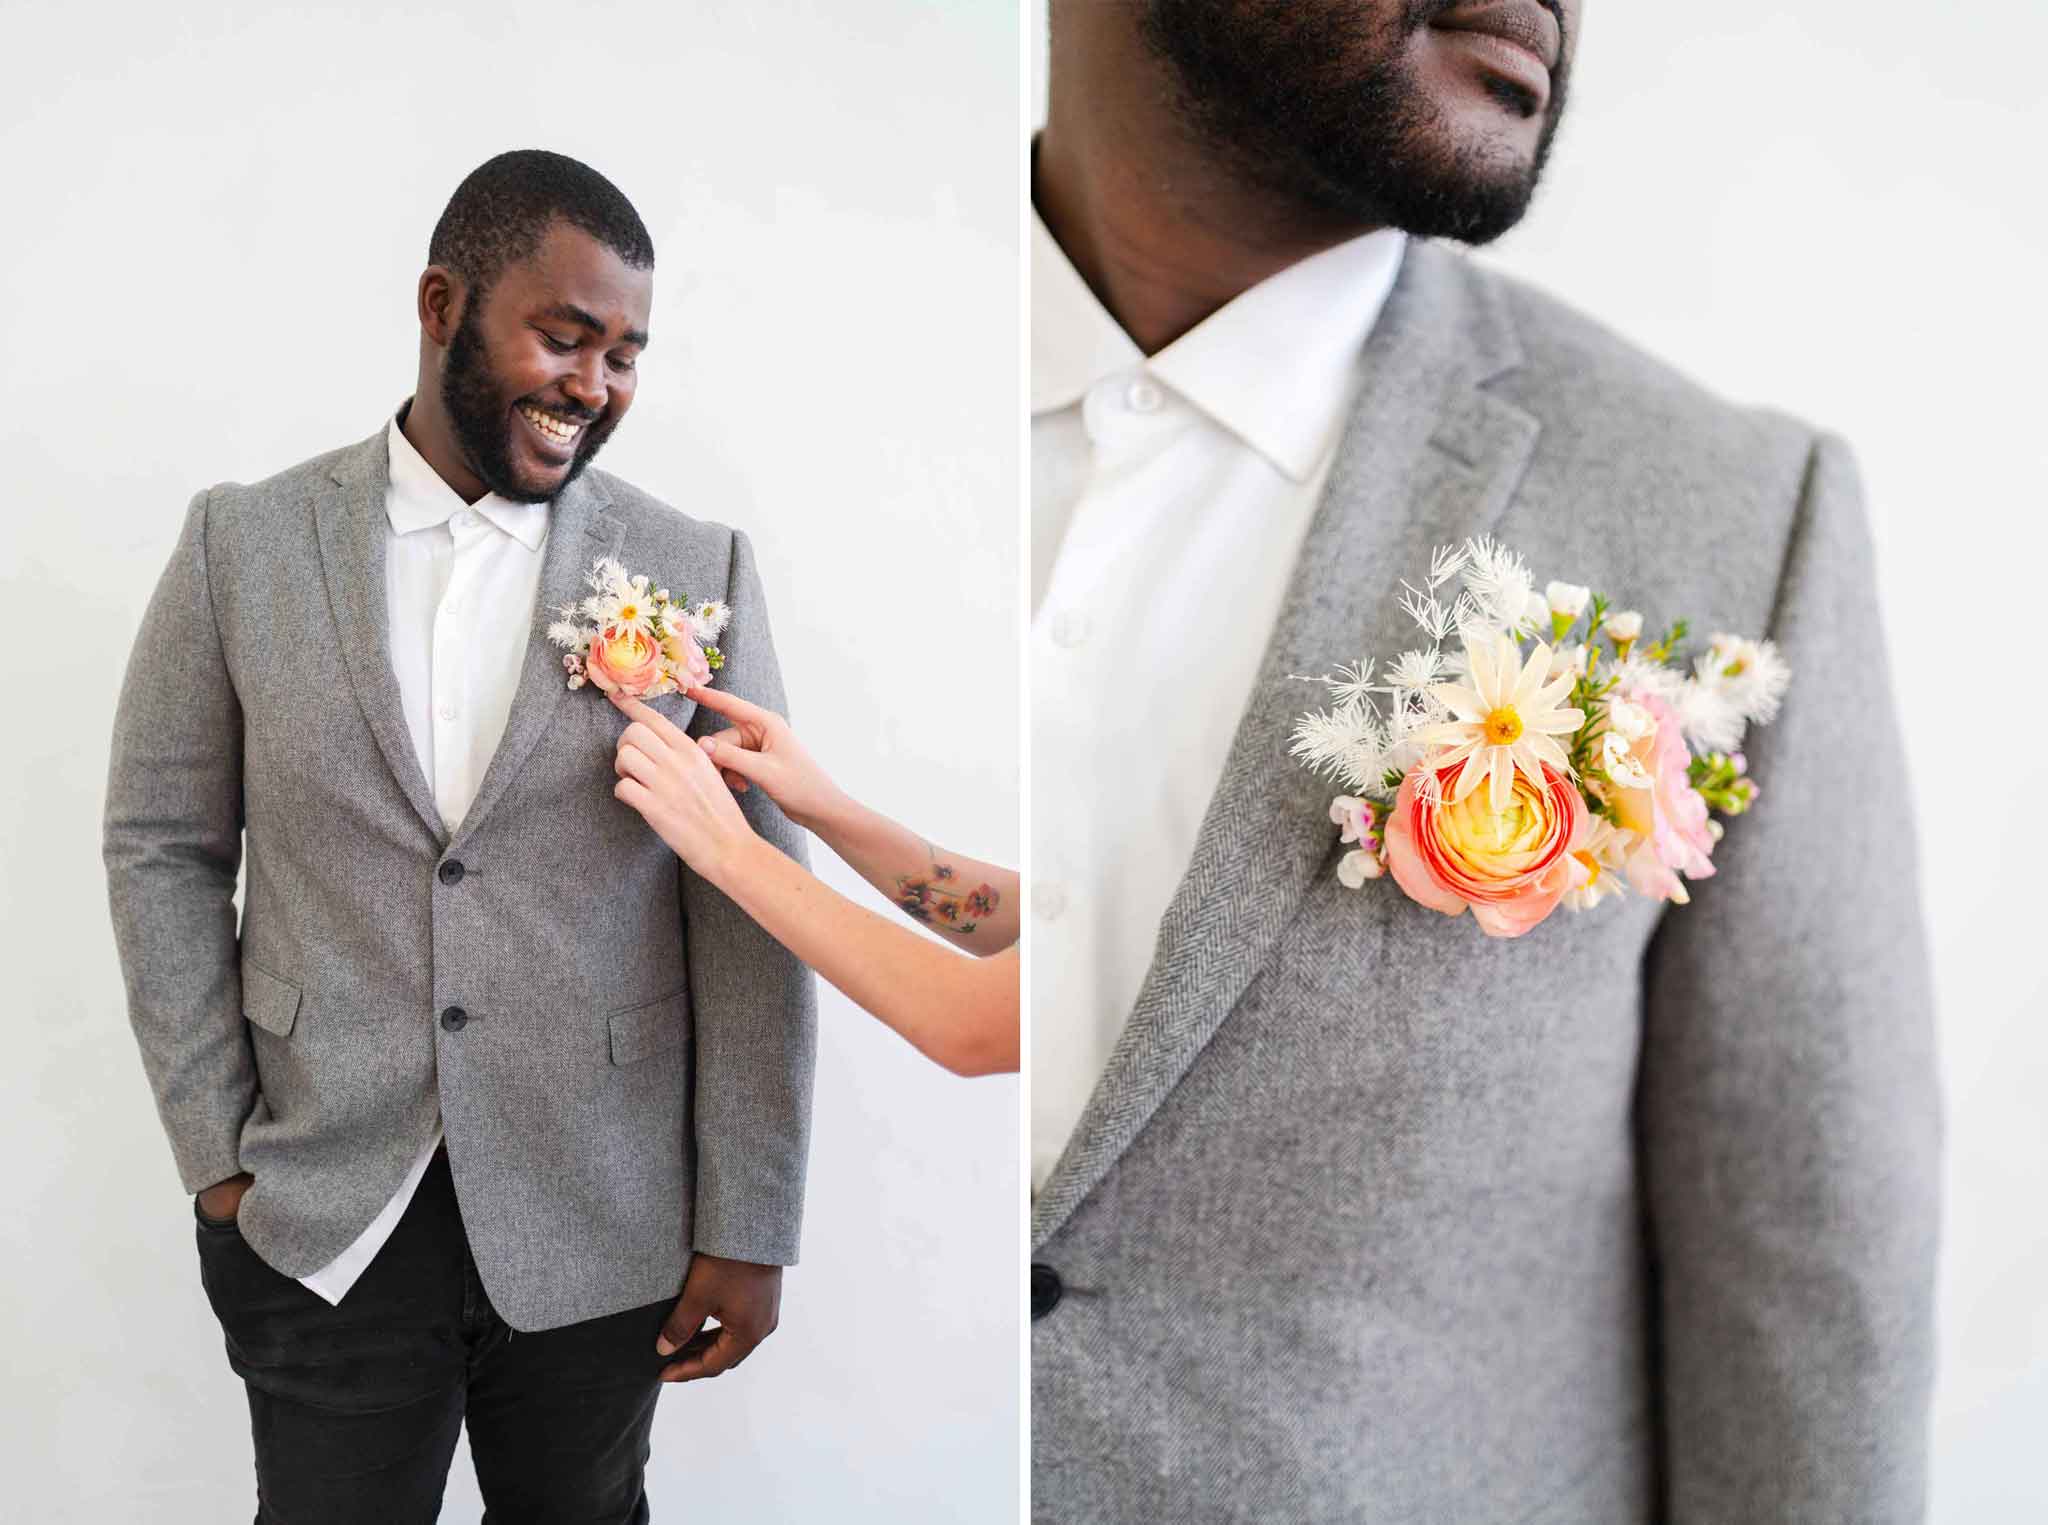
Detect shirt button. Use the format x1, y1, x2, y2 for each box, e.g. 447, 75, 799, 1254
1031, 1264, 1064, 1320
1035, 883, 1068, 922
1049, 611, 1090, 649
451, 510, 474, 530
437, 859, 466, 886
440, 1005, 468, 1032
1125, 377, 1163, 413
439, 702, 459, 722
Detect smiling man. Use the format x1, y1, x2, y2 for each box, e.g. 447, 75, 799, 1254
104, 149, 817, 1521
1030, 1, 1938, 1520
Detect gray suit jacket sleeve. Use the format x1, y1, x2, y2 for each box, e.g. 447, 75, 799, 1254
1638, 433, 1942, 1519
102, 489, 256, 1196
681, 527, 819, 1265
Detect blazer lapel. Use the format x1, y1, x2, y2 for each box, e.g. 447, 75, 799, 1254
315, 417, 628, 855
442, 470, 624, 854
317, 424, 449, 847
1031, 244, 1543, 1248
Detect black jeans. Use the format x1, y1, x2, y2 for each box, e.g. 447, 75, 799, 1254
193, 1140, 674, 1524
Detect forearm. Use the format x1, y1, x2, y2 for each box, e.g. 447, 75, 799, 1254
800, 791, 1020, 955
708, 835, 1019, 1077
103, 489, 257, 1194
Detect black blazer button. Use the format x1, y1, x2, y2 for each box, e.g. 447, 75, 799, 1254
1031, 1263, 1062, 1321
438, 859, 466, 885
440, 1005, 468, 1032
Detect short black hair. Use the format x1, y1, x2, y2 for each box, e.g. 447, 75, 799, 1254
427, 149, 654, 307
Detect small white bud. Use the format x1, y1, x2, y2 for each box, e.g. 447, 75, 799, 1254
1603, 610, 1644, 643
1545, 581, 1592, 619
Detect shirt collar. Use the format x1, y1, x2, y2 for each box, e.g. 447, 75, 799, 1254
385, 408, 550, 552
1030, 204, 1407, 482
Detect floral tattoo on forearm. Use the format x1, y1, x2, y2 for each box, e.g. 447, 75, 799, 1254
895, 848, 999, 937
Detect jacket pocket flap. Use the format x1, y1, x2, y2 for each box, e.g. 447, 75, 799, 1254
608, 988, 688, 1065
242, 958, 302, 1037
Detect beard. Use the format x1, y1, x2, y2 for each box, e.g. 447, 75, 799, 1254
440, 294, 620, 504
1138, 0, 1571, 245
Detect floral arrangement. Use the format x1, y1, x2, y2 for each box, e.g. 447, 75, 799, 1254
544, 556, 731, 698
1290, 536, 1788, 938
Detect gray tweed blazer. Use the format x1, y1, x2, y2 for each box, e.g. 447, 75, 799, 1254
102, 415, 818, 1332
1031, 240, 1940, 1522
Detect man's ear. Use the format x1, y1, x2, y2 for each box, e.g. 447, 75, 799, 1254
416, 265, 464, 349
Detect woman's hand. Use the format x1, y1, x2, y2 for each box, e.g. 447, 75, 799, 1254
679, 682, 845, 832
609, 692, 761, 880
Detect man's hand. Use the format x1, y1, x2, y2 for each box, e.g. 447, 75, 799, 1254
196, 1170, 253, 1221
654, 1252, 782, 1382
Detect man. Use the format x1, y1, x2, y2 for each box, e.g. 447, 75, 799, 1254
103, 150, 816, 1522
1030, 2, 1939, 1520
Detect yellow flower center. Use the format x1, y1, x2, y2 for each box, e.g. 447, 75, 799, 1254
619, 603, 640, 622
1483, 707, 1524, 746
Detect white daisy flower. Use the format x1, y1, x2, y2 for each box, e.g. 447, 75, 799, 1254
1411, 632, 1587, 812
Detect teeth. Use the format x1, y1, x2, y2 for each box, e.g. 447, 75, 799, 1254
519, 403, 583, 443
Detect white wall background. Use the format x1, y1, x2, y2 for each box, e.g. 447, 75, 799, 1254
1, 2, 1020, 1520
1028, 4, 2048, 1519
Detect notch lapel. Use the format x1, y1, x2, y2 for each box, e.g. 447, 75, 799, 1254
1031, 245, 1542, 1248
315, 420, 627, 856
317, 425, 448, 847
442, 472, 624, 853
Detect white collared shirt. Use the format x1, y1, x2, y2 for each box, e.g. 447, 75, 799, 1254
295, 407, 551, 1304
1030, 209, 1406, 1193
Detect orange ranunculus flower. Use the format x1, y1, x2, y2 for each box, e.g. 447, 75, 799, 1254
583, 622, 665, 697
1384, 755, 1591, 939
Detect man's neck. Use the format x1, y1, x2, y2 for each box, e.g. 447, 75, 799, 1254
398, 392, 489, 505
1035, 35, 1380, 354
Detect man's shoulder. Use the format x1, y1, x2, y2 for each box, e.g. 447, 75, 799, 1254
198, 434, 370, 518
1437, 243, 1823, 492
584, 467, 741, 560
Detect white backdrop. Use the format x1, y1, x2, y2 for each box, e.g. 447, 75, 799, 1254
1028, 4, 2048, 1519
1, 2, 1020, 1520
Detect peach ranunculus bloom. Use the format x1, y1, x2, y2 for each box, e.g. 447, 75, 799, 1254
584, 622, 667, 697
1605, 690, 1717, 904
1384, 755, 1591, 939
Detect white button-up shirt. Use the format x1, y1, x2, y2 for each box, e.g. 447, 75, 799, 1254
295, 406, 551, 1304
1030, 209, 1406, 1193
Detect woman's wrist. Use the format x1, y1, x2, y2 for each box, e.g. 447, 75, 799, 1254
790, 785, 860, 842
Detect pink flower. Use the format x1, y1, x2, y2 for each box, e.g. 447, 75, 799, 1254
1606, 690, 1716, 903
584, 622, 665, 697
1384, 757, 1590, 938
660, 630, 712, 688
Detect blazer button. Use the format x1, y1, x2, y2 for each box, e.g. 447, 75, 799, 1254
438, 859, 466, 885
1030, 1263, 1063, 1321
440, 1005, 468, 1032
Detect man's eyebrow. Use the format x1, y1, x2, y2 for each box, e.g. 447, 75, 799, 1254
539, 302, 649, 349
